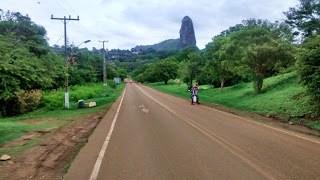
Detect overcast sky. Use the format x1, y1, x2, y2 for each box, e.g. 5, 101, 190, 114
2, 0, 299, 50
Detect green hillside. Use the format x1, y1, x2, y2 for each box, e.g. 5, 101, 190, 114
149, 72, 320, 130
135, 39, 180, 51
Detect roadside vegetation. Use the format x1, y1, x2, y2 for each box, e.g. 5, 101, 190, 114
0, 10, 127, 154
0, 10, 127, 118
0, 83, 124, 153
150, 72, 320, 130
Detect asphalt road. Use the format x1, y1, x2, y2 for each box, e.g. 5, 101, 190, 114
65, 83, 320, 180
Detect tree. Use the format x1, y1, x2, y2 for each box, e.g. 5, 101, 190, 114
117, 68, 128, 80
0, 40, 53, 99
0, 10, 49, 57
105, 63, 119, 81
204, 36, 235, 91
154, 60, 179, 84
40, 52, 65, 89
67, 49, 101, 85
298, 35, 320, 114
177, 61, 187, 85
141, 64, 158, 83
220, 24, 245, 36
243, 19, 294, 42
131, 64, 150, 82
243, 40, 294, 93
184, 52, 202, 89
175, 46, 199, 61
228, 27, 295, 93
284, 0, 320, 38
0, 40, 54, 116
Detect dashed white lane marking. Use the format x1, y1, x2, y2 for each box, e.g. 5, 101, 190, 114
89, 88, 126, 180
135, 84, 275, 179
139, 104, 149, 113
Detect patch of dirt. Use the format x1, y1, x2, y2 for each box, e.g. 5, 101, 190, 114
17, 118, 51, 125
202, 102, 320, 138
3, 132, 44, 148
0, 109, 107, 180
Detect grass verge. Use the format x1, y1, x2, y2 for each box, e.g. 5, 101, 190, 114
149, 72, 320, 130
0, 83, 124, 148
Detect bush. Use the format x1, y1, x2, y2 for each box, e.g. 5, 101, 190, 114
16, 90, 42, 113
0, 90, 42, 116
298, 36, 320, 115
107, 80, 117, 89
41, 90, 64, 110
41, 84, 111, 110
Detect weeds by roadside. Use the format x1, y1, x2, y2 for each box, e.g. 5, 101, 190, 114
0, 83, 124, 147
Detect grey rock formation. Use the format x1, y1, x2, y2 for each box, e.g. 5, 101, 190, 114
178, 16, 197, 49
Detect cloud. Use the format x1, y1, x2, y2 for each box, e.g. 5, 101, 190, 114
2, 0, 299, 50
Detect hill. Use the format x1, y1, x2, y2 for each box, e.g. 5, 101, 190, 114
133, 39, 180, 51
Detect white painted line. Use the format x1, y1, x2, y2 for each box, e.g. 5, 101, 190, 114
143, 85, 320, 145
135, 84, 274, 179
200, 105, 320, 145
89, 88, 126, 180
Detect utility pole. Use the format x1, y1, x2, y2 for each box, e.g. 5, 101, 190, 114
99, 40, 108, 84
51, 15, 79, 109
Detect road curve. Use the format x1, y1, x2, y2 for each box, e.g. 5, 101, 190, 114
65, 83, 320, 180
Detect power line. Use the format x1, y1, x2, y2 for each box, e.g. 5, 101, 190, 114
34, 0, 54, 15
53, 0, 70, 15
53, 35, 64, 45
61, 0, 78, 15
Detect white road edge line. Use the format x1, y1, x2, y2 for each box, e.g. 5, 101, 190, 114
89, 88, 126, 180
200, 105, 320, 145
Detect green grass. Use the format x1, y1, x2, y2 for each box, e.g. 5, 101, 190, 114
150, 72, 312, 118
0, 83, 125, 146
41, 83, 120, 110
305, 121, 320, 131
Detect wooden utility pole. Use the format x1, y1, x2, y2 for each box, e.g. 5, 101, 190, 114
51, 15, 79, 109
99, 40, 108, 84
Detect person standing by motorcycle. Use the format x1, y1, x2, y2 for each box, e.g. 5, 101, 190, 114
191, 83, 200, 105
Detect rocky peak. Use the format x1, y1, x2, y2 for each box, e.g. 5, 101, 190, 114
178, 16, 197, 49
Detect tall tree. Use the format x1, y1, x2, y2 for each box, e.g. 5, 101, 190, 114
175, 46, 199, 61
297, 35, 320, 114
0, 40, 54, 116
204, 36, 234, 91
0, 40, 54, 100
228, 27, 295, 93
284, 0, 320, 38
140, 64, 158, 83
154, 60, 179, 85
0, 10, 49, 57
185, 52, 202, 89
243, 19, 294, 42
